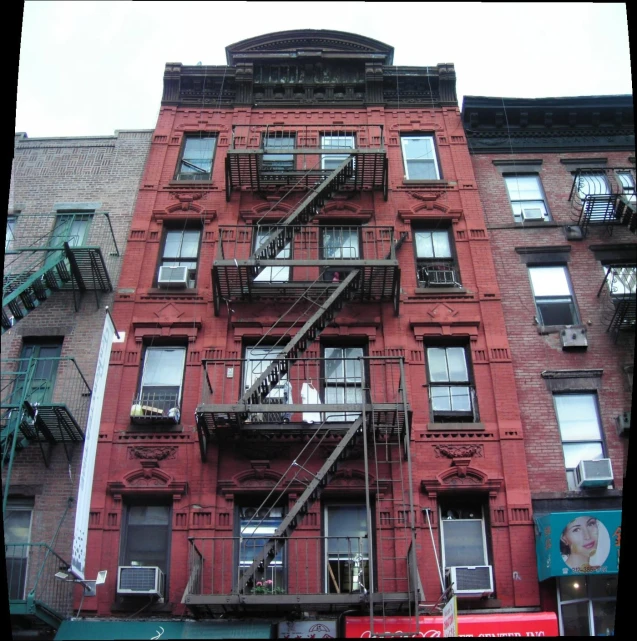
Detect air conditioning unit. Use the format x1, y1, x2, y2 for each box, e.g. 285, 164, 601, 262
575, 459, 613, 488
521, 208, 544, 221
564, 224, 584, 240
157, 265, 189, 288
616, 411, 631, 437
560, 327, 588, 349
446, 565, 494, 597
117, 566, 165, 598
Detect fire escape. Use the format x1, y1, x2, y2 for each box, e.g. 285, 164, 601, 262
2, 213, 118, 334
569, 167, 637, 237
185, 126, 422, 623
597, 263, 636, 342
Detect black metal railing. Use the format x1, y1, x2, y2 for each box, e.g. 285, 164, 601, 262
417, 260, 460, 287
130, 391, 181, 424
598, 264, 637, 341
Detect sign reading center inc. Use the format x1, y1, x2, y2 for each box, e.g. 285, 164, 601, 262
534, 510, 622, 582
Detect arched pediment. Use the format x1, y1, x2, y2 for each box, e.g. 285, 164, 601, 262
107, 466, 188, 502
227, 30, 393, 65
421, 465, 503, 499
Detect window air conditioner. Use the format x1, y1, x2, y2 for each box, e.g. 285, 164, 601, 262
117, 566, 165, 598
575, 459, 613, 488
158, 265, 189, 288
616, 411, 631, 437
446, 565, 494, 597
560, 327, 588, 349
521, 208, 544, 221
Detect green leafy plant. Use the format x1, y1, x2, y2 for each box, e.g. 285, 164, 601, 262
250, 579, 286, 594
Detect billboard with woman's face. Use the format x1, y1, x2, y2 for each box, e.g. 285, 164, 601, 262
534, 510, 621, 581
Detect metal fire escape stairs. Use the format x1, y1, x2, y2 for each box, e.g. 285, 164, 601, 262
2, 242, 112, 334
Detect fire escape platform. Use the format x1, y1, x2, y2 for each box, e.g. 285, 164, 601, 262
184, 591, 414, 615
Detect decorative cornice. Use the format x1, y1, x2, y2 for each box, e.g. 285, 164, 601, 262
127, 446, 178, 461
421, 465, 503, 499
433, 444, 484, 459
541, 369, 603, 380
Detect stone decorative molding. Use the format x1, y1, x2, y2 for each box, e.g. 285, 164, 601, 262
421, 465, 503, 499
107, 468, 188, 503
127, 446, 178, 461
433, 444, 483, 459
410, 304, 481, 341
132, 303, 202, 343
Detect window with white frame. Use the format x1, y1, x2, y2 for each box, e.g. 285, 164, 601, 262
504, 175, 550, 222
414, 228, 460, 287
6, 215, 16, 250
253, 227, 290, 283
528, 265, 580, 326
321, 134, 355, 171
401, 135, 440, 180
321, 226, 360, 282
243, 346, 291, 422
238, 506, 285, 593
159, 228, 201, 288
426, 346, 475, 421
439, 498, 488, 569
262, 135, 295, 172
576, 172, 610, 199
323, 346, 364, 422
325, 504, 370, 594
617, 170, 636, 202
554, 394, 605, 490
604, 263, 636, 298
558, 575, 617, 636
136, 346, 186, 418
175, 134, 216, 180
3, 499, 34, 600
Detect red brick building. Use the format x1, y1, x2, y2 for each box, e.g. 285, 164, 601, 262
2, 130, 152, 639
463, 95, 634, 636
72, 31, 556, 638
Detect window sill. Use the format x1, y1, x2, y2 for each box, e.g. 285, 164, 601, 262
537, 323, 585, 336
427, 422, 485, 431
166, 180, 215, 187
414, 287, 469, 295
401, 179, 451, 187
146, 287, 200, 297
512, 220, 557, 228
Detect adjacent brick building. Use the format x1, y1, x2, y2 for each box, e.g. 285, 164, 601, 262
60, 31, 566, 639
2, 129, 152, 639
463, 95, 634, 636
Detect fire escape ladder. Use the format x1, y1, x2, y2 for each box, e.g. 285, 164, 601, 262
250, 155, 355, 272
237, 415, 364, 593
240, 269, 361, 405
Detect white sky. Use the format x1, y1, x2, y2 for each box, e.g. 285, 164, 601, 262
15, 1, 633, 138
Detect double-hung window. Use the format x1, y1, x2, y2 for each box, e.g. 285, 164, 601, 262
426, 346, 475, 421
262, 135, 295, 172
325, 504, 370, 594
324, 346, 364, 422
51, 213, 92, 248
135, 347, 186, 418
558, 575, 617, 636
414, 229, 459, 287
120, 502, 171, 574
528, 266, 579, 326
243, 346, 290, 421
158, 228, 201, 288
3, 499, 34, 600
554, 394, 605, 490
175, 134, 216, 180
238, 506, 285, 592
253, 227, 290, 283
401, 135, 440, 180
321, 134, 355, 171
439, 498, 488, 569
321, 226, 360, 281
504, 175, 550, 222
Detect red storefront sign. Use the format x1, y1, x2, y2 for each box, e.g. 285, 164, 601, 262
345, 612, 558, 637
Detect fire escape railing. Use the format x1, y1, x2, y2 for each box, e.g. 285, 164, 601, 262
597, 264, 637, 342
568, 168, 636, 236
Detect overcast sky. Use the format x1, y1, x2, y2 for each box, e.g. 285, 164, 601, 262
14, 1, 633, 138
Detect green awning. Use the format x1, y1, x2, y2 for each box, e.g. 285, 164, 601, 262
55, 619, 274, 640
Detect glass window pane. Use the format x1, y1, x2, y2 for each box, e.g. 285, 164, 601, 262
505, 175, 543, 201
589, 575, 617, 599
327, 506, 368, 556
407, 160, 437, 180
415, 231, 434, 258
142, 348, 186, 387
441, 520, 486, 566
431, 386, 451, 411
322, 135, 355, 150
450, 386, 471, 412
555, 395, 601, 441
562, 442, 604, 469
427, 348, 449, 382
182, 137, 215, 174
403, 137, 434, 160
446, 348, 468, 382
536, 299, 577, 326
129, 505, 170, 526
577, 173, 609, 197
559, 575, 588, 601
431, 231, 451, 257
529, 266, 571, 296
560, 601, 591, 636
592, 600, 616, 637
4, 510, 32, 546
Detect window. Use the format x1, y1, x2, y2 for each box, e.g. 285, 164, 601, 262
558, 575, 617, 636
120, 502, 171, 574
158, 228, 201, 288
426, 346, 475, 421
325, 504, 370, 594
414, 229, 459, 287
262, 135, 295, 172
605, 264, 636, 298
3, 499, 33, 600
321, 226, 360, 281
439, 498, 488, 569
136, 347, 186, 417
401, 135, 440, 180
529, 266, 579, 326
243, 346, 291, 422
576, 172, 610, 199
617, 171, 636, 203
554, 394, 605, 490
324, 346, 364, 422
321, 134, 355, 171
51, 214, 93, 248
13, 340, 63, 406
175, 134, 216, 180
6, 214, 16, 250
238, 506, 285, 593
253, 227, 290, 283
504, 175, 550, 222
